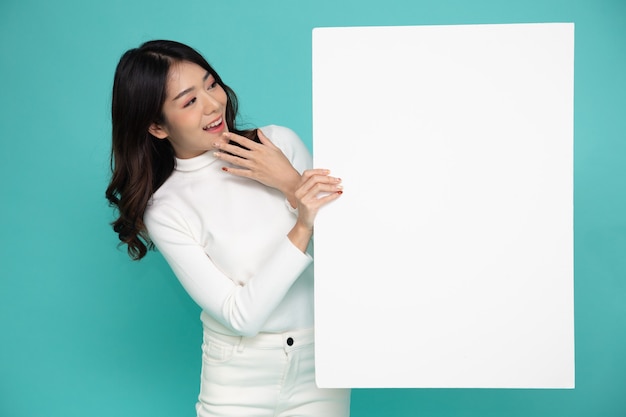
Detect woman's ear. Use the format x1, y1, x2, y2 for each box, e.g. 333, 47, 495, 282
148, 123, 169, 139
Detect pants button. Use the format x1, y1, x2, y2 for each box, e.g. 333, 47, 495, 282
286, 337, 294, 346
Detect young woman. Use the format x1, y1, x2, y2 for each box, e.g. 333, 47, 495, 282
106, 40, 350, 416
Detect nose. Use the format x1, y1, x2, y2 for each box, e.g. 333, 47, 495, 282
200, 90, 221, 114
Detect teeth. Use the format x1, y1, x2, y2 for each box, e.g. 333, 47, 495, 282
204, 118, 222, 130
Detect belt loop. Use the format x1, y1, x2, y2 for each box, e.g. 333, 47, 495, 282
237, 336, 245, 353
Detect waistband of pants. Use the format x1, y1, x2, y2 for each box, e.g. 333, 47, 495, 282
203, 325, 315, 352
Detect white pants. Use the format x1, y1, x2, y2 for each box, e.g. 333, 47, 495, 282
196, 326, 351, 417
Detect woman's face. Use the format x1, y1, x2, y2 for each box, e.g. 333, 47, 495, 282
149, 61, 229, 159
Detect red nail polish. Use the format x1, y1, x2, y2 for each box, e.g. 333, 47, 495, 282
337, 190, 343, 195
222, 167, 228, 172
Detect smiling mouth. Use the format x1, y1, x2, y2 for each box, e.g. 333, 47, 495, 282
203, 117, 224, 131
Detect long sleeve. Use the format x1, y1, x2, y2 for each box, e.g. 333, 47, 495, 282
146, 205, 311, 336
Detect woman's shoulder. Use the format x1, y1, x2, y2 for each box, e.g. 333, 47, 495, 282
258, 125, 308, 153
258, 125, 301, 143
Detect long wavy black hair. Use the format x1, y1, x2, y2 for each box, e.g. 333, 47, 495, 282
105, 40, 259, 260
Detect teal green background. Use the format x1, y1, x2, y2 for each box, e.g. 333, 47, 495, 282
1, 0, 624, 416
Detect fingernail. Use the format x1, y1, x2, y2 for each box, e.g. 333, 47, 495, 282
222, 167, 228, 172
337, 190, 343, 195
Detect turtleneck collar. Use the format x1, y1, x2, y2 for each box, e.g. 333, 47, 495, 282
174, 151, 219, 172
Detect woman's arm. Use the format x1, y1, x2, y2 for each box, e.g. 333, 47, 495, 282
145, 204, 312, 336
146, 170, 342, 334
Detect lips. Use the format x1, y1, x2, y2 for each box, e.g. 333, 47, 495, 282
203, 117, 224, 132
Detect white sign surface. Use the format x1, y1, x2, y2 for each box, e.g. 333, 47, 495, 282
312, 23, 574, 388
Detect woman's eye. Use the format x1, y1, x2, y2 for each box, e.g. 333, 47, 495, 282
207, 81, 218, 90
184, 97, 197, 108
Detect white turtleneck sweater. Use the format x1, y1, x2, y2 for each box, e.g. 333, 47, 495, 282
144, 125, 314, 337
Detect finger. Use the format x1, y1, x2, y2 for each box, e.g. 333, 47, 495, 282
220, 165, 254, 178
297, 176, 343, 200
298, 170, 341, 193
299, 185, 343, 215
213, 139, 252, 159
300, 169, 331, 181
223, 132, 261, 151
298, 177, 341, 199
256, 129, 278, 149
308, 181, 344, 199
213, 150, 253, 169
316, 188, 343, 203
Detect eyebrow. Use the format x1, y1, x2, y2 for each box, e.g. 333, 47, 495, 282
172, 71, 211, 101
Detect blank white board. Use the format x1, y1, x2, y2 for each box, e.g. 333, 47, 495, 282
312, 23, 574, 388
